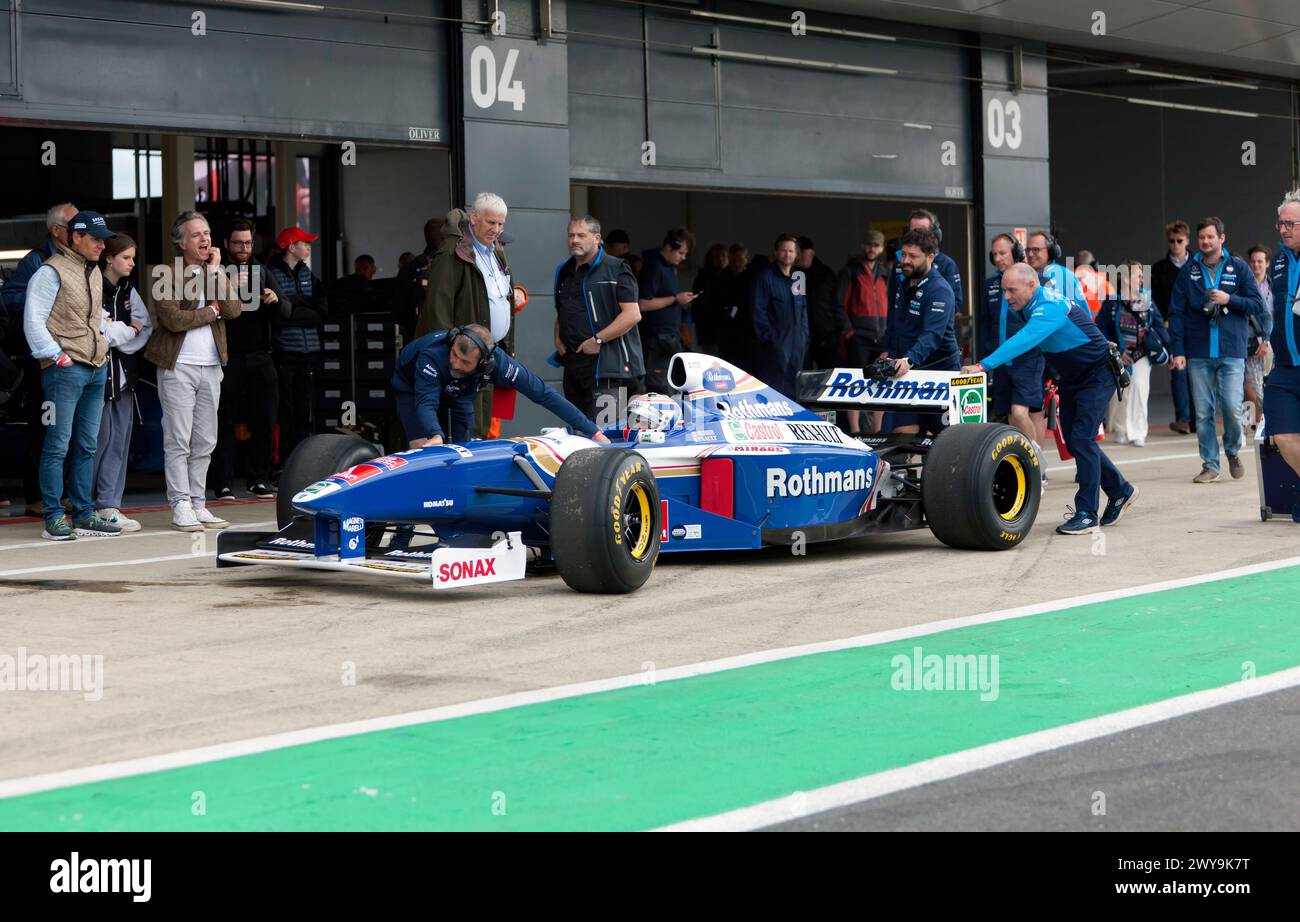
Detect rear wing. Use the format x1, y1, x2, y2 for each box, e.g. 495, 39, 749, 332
796, 368, 988, 424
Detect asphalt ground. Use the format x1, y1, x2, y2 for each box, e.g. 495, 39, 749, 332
768, 684, 1300, 832
1, 425, 1297, 830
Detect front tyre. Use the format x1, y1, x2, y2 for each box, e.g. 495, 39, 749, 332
276, 433, 380, 529
551, 448, 661, 593
921, 423, 1041, 550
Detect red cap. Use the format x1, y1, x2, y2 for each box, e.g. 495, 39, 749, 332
276, 227, 318, 250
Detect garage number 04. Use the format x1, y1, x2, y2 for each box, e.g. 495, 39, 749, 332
470, 45, 526, 111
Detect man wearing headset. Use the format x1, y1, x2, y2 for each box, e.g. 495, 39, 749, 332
391, 324, 608, 447
983, 233, 1047, 460
1025, 229, 1089, 313
888, 209, 962, 319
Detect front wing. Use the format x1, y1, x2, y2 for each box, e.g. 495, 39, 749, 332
216, 526, 528, 590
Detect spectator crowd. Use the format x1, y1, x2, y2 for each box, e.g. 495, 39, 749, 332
1, 190, 1296, 539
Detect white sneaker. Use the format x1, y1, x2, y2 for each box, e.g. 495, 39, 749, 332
194, 505, 230, 529
99, 507, 141, 532
171, 501, 203, 532
1131, 438, 1146, 447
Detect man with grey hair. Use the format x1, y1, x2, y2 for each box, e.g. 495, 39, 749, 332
554, 214, 643, 422
2, 201, 78, 514
144, 211, 244, 532
417, 192, 516, 438
965, 262, 1136, 535
1264, 190, 1300, 521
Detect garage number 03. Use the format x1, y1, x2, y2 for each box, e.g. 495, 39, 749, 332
986, 97, 1022, 150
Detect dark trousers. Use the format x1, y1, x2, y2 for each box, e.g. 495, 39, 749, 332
1059, 363, 1130, 516
845, 334, 883, 369
562, 357, 642, 427
214, 352, 279, 489
22, 358, 46, 504
642, 332, 682, 393
274, 352, 317, 465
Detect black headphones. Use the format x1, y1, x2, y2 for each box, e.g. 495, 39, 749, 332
989, 232, 1026, 267
910, 209, 942, 244
1030, 229, 1062, 262
664, 231, 685, 251
448, 326, 496, 376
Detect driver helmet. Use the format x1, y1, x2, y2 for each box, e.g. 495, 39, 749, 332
626, 393, 682, 431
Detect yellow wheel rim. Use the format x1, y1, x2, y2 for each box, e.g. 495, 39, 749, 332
998, 455, 1027, 521
626, 481, 653, 559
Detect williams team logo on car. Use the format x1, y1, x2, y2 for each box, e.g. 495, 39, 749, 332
702, 363, 736, 393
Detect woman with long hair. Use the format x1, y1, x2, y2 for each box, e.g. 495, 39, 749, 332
94, 233, 152, 530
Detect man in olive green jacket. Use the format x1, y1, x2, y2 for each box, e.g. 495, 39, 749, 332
416, 194, 516, 437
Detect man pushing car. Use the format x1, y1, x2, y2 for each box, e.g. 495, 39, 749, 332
391, 323, 608, 446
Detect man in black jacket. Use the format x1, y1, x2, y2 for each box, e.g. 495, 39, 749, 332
554, 215, 644, 425
796, 236, 845, 369
266, 226, 326, 465
212, 219, 284, 498
394, 217, 445, 341
1151, 219, 1195, 433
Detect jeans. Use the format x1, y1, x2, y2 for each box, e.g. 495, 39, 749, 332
1187, 356, 1245, 472
39, 362, 108, 523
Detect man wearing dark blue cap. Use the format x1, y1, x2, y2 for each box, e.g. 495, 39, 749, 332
22, 210, 123, 540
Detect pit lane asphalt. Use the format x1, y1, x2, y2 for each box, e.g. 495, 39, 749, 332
0, 427, 1293, 807
767, 684, 1300, 831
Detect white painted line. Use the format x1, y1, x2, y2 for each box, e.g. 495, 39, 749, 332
0, 521, 277, 553
0, 552, 215, 578
658, 665, 1300, 831
1045, 448, 1252, 474
2, 555, 1299, 801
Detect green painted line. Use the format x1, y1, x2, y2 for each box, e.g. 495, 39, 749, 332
3, 567, 1300, 831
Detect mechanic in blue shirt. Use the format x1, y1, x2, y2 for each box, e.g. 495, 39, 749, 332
966, 263, 1136, 535
1025, 230, 1089, 313
982, 233, 1046, 453
882, 227, 958, 435
887, 209, 962, 322
1168, 217, 1265, 484
391, 324, 607, 446
1265, 192, 1300, 521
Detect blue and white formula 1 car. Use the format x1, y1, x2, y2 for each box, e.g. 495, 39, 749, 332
216, 354, 1042, 593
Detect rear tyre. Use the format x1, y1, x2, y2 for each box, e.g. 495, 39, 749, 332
551, 448, 661, 594
921, 423, 1041, 550
276, 434, 380, 529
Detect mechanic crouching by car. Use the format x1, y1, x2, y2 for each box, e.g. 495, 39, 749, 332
881, 227, 959, 435
964, 264, 1137, 535
391, 324, 609, 447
